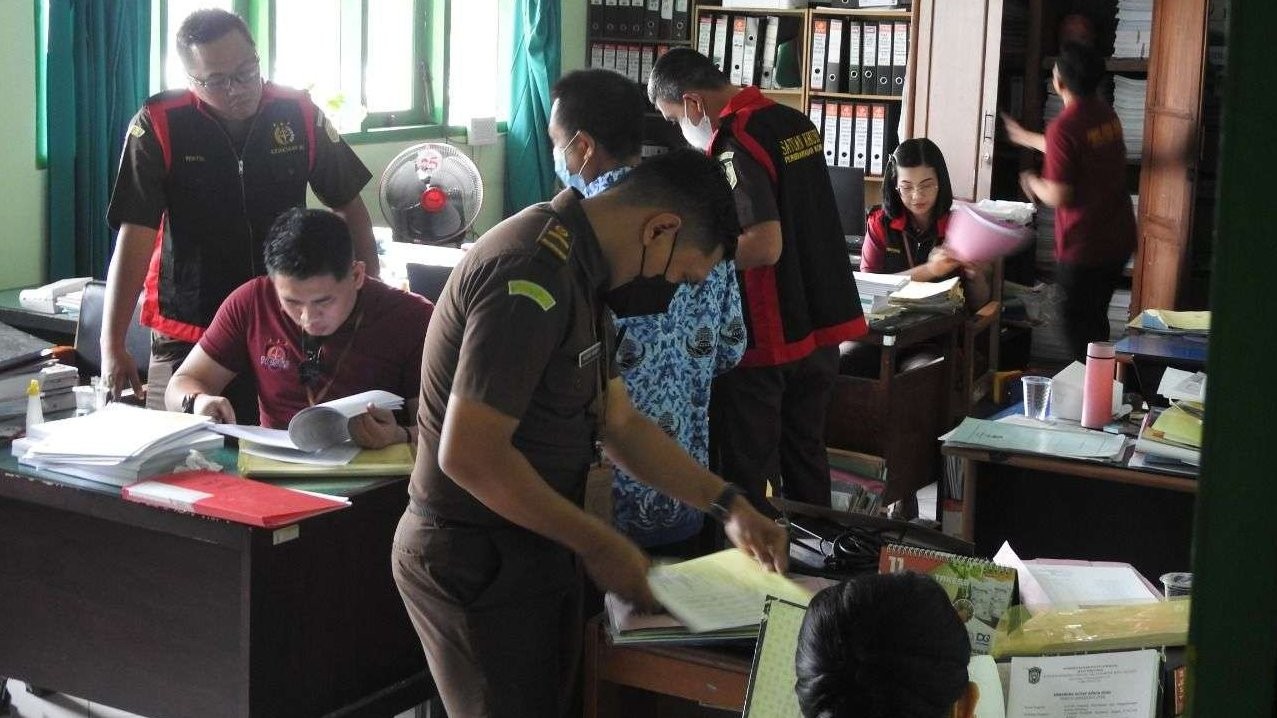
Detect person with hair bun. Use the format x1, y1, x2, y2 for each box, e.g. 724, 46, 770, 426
795, 572, 979, 718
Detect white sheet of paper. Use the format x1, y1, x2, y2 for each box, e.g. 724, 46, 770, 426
239, 441, 361, 466
969, 655, 1007, 718
945, 417, 1127, 460
1157, 367, 1206, 403
1026, 564, 1161, 610
212, 424, 298, 449
1008, 650, 1159, 718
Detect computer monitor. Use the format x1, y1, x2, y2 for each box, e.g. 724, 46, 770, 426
827, 165, 867, 240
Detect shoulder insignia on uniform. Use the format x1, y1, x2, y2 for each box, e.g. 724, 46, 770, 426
317, 110, 341, 143
128, 124, 146, 139
537, 222, 573, 262
508, 280, 557, 311
717, 151, 738, 189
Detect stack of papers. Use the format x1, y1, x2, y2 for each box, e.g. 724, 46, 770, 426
1107, 287, 1131, 344
888, 276, 963, 313
852, 271, 909, 316
628, 550, 826, 639
1112, 75, 1148, 159
13, 404, 224, 486
1114, 0, 1154, 58
1132, 367, 1205, 474
942, 416, 1128, 463
0, 362, 78, 419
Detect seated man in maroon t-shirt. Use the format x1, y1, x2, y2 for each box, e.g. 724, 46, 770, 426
164, 207, 433, 448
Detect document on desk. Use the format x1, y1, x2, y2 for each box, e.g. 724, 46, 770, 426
969, 655, 1007, 718
648, 549, 816, 633
944, 417, 1127, 461
1007, 650, 1159, 718
742, 597, 807, 718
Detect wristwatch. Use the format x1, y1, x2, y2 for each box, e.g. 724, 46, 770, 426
707, 483, 743, 524
181, 392, 202, 414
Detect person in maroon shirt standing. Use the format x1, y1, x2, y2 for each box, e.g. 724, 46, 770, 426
1005, 42, 1137, 361
164, 208, 431, 447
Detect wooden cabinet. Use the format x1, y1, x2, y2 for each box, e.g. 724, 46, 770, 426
1131, 0, 1209, 314
910, 0, 1007, 201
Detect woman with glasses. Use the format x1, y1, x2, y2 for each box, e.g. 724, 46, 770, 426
839, 140, 992, 518
862, 139, 985, 299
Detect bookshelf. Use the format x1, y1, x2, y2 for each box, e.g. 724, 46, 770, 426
689, 2, 921, 204
586, 0, 698, 155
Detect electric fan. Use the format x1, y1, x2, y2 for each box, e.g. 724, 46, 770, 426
379, 143, 483, 246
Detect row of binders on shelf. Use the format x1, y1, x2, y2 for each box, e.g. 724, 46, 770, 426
810, 17, 908, 96
697, 13, 799, 89
588, 0, 692, 42
589, 42, 671, 85
809, 99, 898, 175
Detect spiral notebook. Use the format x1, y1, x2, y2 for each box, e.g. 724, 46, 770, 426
878, 544, 1017, 655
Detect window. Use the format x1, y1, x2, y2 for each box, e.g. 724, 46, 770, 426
447, 0, 514, 126
153, 0, 513, 135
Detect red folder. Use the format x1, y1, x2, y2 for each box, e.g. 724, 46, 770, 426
122, 471, 349, 528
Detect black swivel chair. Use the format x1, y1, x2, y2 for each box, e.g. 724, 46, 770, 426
74, 280, 151, 383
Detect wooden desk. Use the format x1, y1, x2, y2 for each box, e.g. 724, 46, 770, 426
0, 288, 78, 345
826, 312, 964, 505
943, 445, 1197, 580
583, 616, 751, 718
0, 452, 432, 718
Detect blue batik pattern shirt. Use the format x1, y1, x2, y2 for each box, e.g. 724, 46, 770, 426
582, 166, 747, 547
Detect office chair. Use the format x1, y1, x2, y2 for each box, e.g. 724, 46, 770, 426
406, 263, 454, 304
74, 280, 151, 382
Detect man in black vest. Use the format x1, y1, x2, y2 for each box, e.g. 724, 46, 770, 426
649, 48, 867, 513
104, 9, 377, 419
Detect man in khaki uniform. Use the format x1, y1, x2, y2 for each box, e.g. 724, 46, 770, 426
392, 149, 788, 717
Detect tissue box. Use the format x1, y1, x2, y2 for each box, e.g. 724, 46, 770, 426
1049, 362, 1122, 421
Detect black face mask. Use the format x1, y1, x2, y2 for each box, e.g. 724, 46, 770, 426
605, 234, 679, 318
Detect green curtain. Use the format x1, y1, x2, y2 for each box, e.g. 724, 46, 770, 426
504, 0, 560, 217
45, 0, 151, 280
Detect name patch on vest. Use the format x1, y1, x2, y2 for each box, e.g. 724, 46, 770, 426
779, 129, 822, 164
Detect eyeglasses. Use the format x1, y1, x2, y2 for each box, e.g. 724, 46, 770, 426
188, 62, 261, 93
896, 182, 939, 198
298, 341, 324, 386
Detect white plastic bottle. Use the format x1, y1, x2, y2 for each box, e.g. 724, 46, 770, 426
26, 378, 44, 428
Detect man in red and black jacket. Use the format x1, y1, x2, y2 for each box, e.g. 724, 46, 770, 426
649, 48, 866, 512
104, 9, 377, 419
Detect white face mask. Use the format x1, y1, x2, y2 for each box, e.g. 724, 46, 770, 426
679, 98, 714, 151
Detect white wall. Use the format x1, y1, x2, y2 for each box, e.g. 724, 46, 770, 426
0, 1, 48, 288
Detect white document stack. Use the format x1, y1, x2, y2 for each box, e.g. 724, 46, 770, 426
852, 271, 909, 316
13, 404, 223, 486
1114, 0, 1154, 59
1112, 74, 1148, 159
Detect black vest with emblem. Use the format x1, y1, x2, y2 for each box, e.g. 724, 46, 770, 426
716, 88, 866, 367
148, 84, 316, 338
